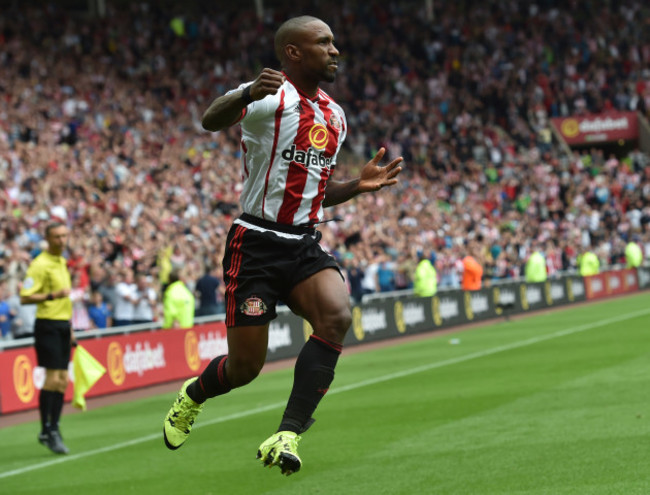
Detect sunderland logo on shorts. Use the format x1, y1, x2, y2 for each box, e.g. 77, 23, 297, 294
240, 296, 267, 316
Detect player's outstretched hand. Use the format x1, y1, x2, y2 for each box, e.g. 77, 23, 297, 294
358, 147, 403, 193
250, 68, 286, 101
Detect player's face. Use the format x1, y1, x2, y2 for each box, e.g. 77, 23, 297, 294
300, 21, 339, 83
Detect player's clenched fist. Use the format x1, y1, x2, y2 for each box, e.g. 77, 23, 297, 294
249, 68, 285, 101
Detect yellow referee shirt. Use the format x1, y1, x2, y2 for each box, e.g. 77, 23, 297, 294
20, 251, 72, 320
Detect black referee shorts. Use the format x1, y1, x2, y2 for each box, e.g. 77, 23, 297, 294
223, 213, 341, 328
34, 319, 72, 370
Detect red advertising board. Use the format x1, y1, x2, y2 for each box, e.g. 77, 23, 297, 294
610, 268, 639, 294
551, 111, 639, 145
583, 269, 638, 300
584, 273, 607, 299
0, 321, 227, 414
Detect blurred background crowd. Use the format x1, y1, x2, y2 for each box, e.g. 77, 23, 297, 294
1, 0, 649, 339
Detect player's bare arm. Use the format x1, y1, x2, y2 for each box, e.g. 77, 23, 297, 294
202, 68, 285, 132
323, 147, 403, 207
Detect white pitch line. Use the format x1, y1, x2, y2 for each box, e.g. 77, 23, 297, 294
2, 306, 649, 480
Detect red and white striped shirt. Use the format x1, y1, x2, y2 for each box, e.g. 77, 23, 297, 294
232, 74, 347, 227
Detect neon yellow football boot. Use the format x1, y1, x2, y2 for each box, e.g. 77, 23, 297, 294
256, 431, 302, 475
163, 378, 203, 450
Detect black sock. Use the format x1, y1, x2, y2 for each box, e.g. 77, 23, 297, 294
39, 390, 54, 434
50, 392, 64, 432
186, 355, 231, 404
278, 335, 342, 434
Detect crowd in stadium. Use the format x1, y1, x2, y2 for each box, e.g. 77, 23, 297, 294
1, 0, 649, 338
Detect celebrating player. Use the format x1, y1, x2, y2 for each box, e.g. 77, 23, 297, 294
163, 15, 403, 475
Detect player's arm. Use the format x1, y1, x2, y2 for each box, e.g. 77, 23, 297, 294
202, 68, 285, 132
323, 147, 403, 207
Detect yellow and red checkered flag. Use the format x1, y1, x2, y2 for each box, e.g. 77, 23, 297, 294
72, 345, 106, 411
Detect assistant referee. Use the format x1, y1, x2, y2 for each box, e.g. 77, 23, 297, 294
20, 222, 75, 455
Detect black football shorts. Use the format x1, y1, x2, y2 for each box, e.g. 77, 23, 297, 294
34, 319, 72, 370
223, 213, 341, 328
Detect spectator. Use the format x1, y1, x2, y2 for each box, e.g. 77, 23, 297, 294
343, 253, 365, 305
394, 252, 416, 291
69, 272, 92, 332
87, 291, 111, 330
112, 269, 137, 327
8, 281, 37, 339
0, 0, 647, 315
377, 255, 397, 292
96, 271, 119, 325
437, 248, 462, 290
132, 274, 158, 324
360, 255, 380, 297
195, 264, 222, 317
0, 280, 15, 339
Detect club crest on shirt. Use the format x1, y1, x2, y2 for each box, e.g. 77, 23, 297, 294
329, 113, 341, 130
308, 124, 328, 150
240, 296, 267, 316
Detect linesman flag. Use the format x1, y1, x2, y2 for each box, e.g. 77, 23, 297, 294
72, 345, 107, 411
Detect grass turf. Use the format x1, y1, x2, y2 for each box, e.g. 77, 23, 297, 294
1, 292, 649, 494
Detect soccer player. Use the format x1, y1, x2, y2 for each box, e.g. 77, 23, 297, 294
163, 15, 403, 475
20, 222, 75, 454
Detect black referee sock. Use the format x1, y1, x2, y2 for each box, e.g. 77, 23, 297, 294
50, 391, 64, 432
39, 390, 55, 434
278, 335, 342, 434
186, 355, 232, 404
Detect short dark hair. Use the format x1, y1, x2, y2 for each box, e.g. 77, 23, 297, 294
45, 222, 66, 237
168, 269, 180, 284
274, 15, 322, 62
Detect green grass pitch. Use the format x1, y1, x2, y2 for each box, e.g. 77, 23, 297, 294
1, 292, 649, 494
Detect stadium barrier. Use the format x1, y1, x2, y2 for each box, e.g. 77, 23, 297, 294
0, 267, 647, 414
582, 268, 639, 299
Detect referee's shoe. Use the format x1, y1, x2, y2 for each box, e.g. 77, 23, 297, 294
163, 378, 204, 449
39, 430, 69, 454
